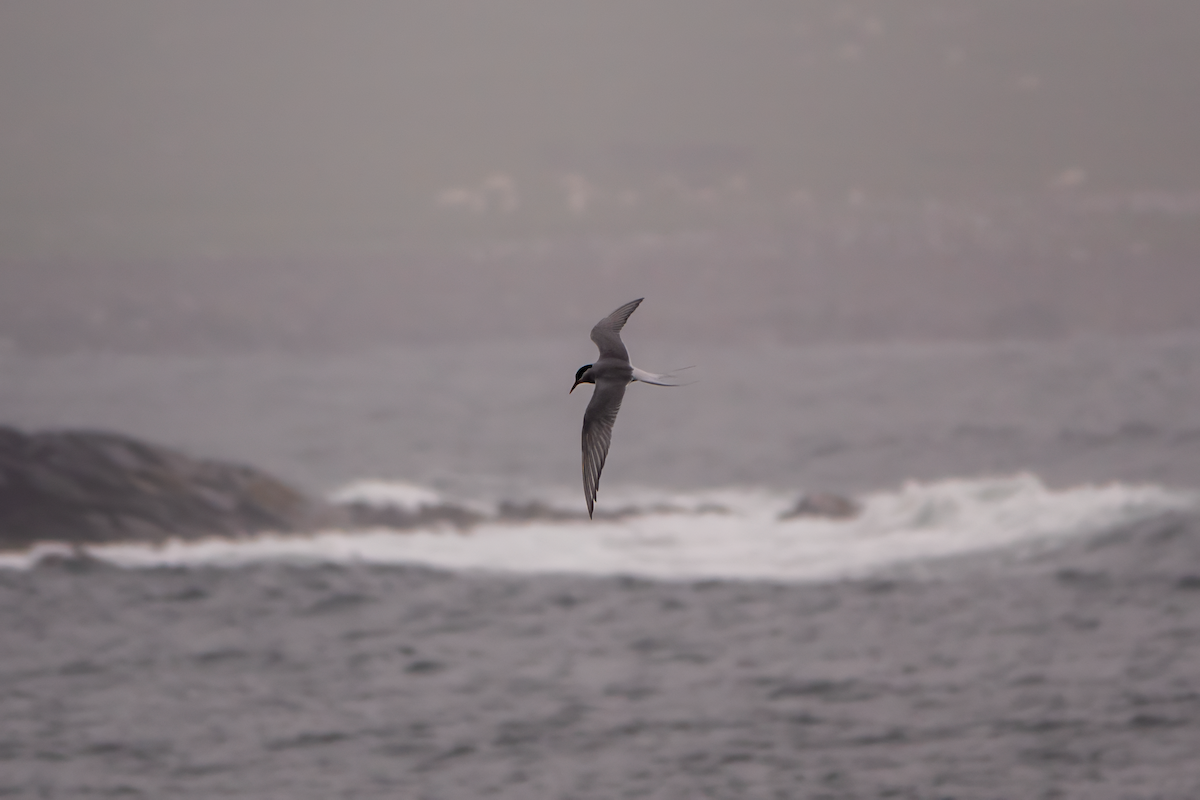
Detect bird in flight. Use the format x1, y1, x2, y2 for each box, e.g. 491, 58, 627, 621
570, 298, 686, 518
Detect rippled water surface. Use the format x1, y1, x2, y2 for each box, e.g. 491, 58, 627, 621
3, 512, 1200, 799
2, 334, 1199, 797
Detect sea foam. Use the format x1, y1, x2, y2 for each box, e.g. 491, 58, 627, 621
3, 474, 1194, 581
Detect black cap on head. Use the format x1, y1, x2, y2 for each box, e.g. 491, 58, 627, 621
570, 364, 594, 393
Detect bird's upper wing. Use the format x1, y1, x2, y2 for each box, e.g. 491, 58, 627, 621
590, 298, 643, 362
581, 377, 627, 518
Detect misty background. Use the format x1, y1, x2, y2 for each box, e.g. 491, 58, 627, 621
1, 0, 1198, 353
6, 8, 1200, 798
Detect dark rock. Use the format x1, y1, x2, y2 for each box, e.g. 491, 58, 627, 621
496, 500, 726, 524
341, 501, 485, 531
779, 491, 861, 521
0, 426, 334, 550
497, 500, 585, 523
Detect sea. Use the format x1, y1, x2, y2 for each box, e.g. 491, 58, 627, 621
2, 329, 1199, 797
1, 331, 1198, 578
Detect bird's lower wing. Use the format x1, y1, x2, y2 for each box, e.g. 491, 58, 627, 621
581, 379, 627, 518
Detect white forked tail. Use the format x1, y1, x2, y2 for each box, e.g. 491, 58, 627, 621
631, 365, 695, 386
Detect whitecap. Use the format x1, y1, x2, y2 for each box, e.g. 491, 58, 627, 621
10, 474, 1193, 582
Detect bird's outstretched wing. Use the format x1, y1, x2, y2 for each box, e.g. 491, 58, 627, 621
590, 298, 643, 362
581, 377, 627, 518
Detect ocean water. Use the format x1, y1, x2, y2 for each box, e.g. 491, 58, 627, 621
3, 333, 1200, 798
1, 331, 1198, 578
4, 475, 1195, 583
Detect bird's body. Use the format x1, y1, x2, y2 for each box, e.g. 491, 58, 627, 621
570, 298, 685, 517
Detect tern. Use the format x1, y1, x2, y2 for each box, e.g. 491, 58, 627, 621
570, 298, 685, 518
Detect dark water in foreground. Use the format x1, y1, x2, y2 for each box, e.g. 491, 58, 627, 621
3, 512, 1199, 799
2, 331, 1198, 796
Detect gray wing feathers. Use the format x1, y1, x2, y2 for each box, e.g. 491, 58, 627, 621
581, 379, 626, 518
590, 298, 643, 361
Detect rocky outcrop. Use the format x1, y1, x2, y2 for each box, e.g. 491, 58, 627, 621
779, 491, 861, 521
339, 501, 485, 531
0, 427, 331, 550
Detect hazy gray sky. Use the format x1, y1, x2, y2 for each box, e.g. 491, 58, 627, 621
1, 1, 1198, 351
3, 0, 1198, 259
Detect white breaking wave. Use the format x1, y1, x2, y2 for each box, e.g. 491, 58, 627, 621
2, 475, 1195, 580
